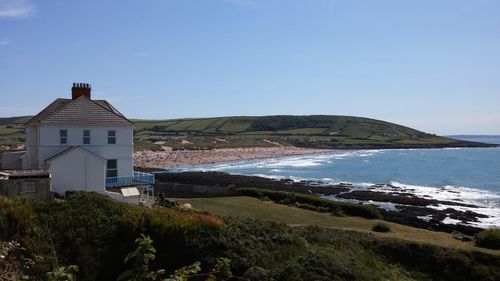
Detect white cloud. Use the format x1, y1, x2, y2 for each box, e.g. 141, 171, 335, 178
0, 0, 35, 18
0, 38, 9, 46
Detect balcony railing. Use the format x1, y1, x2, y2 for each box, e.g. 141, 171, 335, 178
105, 171, 155, 187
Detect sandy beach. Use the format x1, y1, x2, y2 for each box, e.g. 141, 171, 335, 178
134, 146, 328, 168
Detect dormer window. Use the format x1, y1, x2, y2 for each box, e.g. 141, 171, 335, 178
59, 129, 67, 144
83, 130, 91, 144
108, 130, 116, 144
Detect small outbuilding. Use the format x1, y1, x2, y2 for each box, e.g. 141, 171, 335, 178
0, 169, 52, 200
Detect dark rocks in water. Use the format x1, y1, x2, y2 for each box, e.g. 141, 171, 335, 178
339, 191, 433, 206
155, 171, 349, 195
382, 205, 485, 235
338, 190, 481, 208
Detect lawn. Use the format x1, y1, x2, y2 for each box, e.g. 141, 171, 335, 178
177, 196, 500, 255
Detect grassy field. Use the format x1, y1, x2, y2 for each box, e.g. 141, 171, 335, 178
132, 115, 485, 150
177, 196, 500, 255
0, 116, 29, 148
0, 115, 490, 150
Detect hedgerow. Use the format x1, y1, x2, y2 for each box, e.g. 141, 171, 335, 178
238, 188, 383, 219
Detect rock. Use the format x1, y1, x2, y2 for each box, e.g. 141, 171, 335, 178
180, 203, 192, 210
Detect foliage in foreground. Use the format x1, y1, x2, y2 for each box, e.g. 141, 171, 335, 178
0, 193, 499, 281
238, 187, 383, 219
119, 234, 232, 281
46, 265, 79, 281
475, 228, 500, 250
0, 193, 224, 281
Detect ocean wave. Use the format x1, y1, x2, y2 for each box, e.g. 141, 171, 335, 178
388, 181, 500, 203
199, 150, 384, 170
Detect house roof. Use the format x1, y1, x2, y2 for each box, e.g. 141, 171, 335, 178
45, 146, 106, 162
25, 96, 133, 126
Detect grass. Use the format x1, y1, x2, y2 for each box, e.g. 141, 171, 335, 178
176, 196, 500, 255
1, 115, 488, 150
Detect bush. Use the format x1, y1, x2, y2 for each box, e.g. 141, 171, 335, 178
372, 223, 391, 233
238, 188, 383, 219
475, 228, 500, 249
0, 193, 225, 281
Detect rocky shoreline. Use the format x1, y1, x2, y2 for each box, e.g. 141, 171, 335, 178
152, 171, 491, 235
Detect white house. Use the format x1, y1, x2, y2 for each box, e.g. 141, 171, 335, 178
19, 83, 154, 204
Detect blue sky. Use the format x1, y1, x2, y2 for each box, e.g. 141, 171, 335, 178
1, 0, 499, 134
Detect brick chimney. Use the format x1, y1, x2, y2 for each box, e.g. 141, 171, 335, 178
71, 83, 91, 100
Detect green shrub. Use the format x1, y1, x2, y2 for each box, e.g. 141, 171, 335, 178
0, 196, 36, 240
475, 228, 500, 249
0, 193, 225, 281
238, 188, 383, 219
372, 223, 391, 233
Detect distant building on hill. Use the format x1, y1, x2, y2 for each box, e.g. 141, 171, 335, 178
0, 83, 154, 204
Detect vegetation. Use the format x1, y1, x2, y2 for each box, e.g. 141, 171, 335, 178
0, 193, 499, 280
0, 193, 223, 280
46, 265, 79, 281
476, 228, 500, 250
1, 115, 491, 151
238, 187, 383, 219
118, 234, 233, 281
372, 223, 391, 233
176, 196, 497, 253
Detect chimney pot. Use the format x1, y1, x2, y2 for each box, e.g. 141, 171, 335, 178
71, 82, 91, 100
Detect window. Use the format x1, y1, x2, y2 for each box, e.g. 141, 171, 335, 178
59, 129, 67, 144
106, 159, 117, 178
108, 130, 116, 144
83, 130, 91, 144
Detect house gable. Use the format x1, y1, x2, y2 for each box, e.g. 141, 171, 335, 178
46, 146, 106, 163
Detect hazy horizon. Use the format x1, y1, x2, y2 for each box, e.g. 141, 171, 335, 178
1, 0, 499, 135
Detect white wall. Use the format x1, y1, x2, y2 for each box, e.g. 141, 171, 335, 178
36, 124, 134, 177
48, 148, 106, 195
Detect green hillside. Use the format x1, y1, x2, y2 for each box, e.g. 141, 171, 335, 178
0, 116, 30, 149
133, 115, 490, 150
0, 115, 493, 151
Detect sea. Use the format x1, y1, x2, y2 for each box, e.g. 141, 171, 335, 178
181, 136, 500, 228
